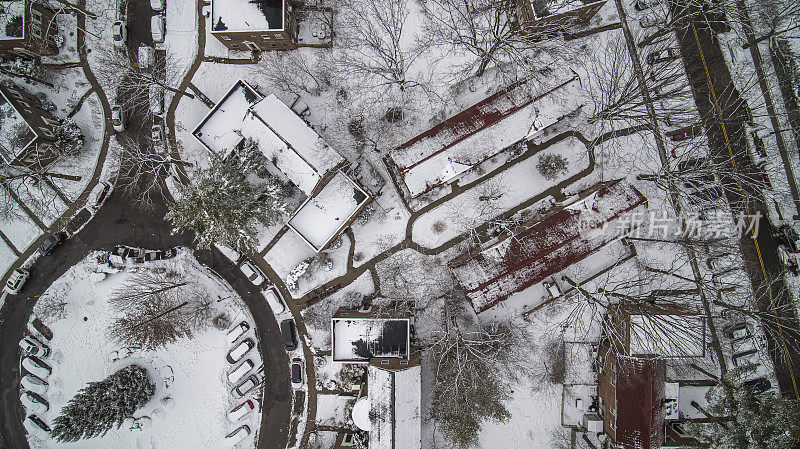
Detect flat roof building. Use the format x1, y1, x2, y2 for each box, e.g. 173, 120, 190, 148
331, 307, 411, 363
210, 0, 296, 51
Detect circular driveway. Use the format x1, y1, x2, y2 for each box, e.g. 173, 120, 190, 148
0, 189, 291, 449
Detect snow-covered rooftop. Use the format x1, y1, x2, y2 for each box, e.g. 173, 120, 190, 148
193, 80, 344, 195
288, 170, 370, 251
211, 0, 284, 32
0, 88, 36, 164
449, 179, 648, 313
0, 0, 24, 40
389, 73, 581, 197
331, 317, 410, 362
368, 364, 422, 449
628, 314, 706, 358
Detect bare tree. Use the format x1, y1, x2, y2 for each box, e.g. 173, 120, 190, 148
116, 136, 191, 210
582, 35, 695, 130
108, 269, 214, 350
428, 313, 528, 447
336, 0, 428, 95
254, 50, 332, 97
0, 163, 81, 220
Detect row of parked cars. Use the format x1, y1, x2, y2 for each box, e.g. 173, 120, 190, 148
724, 320, 773, 394
19, 326, 54, 437
224, 321, 259, 446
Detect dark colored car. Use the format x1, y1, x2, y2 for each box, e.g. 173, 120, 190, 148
38, 233, 63, 256
291, 358, 303, 386
281, 319, 297, 351
742, 377, 771, 395
646, 48, 679, 64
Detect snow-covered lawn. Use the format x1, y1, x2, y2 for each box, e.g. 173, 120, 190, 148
26, 251, 262, 449
315, 394, 355, 427
0, 203, 41, 251
0, 240, 15, 274
412, 136, 591, 248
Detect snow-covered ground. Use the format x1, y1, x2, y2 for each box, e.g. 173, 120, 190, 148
25, 251, 262, 449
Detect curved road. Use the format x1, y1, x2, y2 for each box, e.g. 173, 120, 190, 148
0, 189, 292, 449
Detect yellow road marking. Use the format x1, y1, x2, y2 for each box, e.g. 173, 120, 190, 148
690, 22, 799, 398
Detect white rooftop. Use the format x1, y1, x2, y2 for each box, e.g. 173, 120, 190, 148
193, 80, 343, 195
368, 364, 422, 449
288, 171, 369, 251
0, 89, 36, 164
211, 0, 284, 32
331, 317, 410, 362
0, 0, 24, 40
629, 314, 706, 358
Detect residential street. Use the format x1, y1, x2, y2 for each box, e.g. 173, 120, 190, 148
677, 19, 800, 397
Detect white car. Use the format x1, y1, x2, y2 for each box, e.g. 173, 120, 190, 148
22, 357, 51, 379
150, 0, 165, 11
20, 336, 50, 358
24, 415, 50, 436
151, 15, 165, 43
150, 85, 165, 116
239, 260, 265, 286
228, 359, 254, 384
111, 105, 125, 132
21, 375, 48, 396
227, 321, 250, 345
225, 425, 251, 446
21, 391, 49, 414
138, 45, 154, 68
264, 287, 286, 314
4, 268, 29, 295
227, 400, 254, 423
227, 338, 254, 364
112, 20, 126, 46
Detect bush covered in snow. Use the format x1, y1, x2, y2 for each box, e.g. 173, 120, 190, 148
536, 153, 569, 181
53, 119, 85, 157
51, 365, 155, 442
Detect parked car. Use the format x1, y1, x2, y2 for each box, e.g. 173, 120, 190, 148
777, 226, 800, 253
20, 391, 49, 414
150, 85, 165, 116
291, 358, 303, 387
725, 322, 751, 341
732, 350, 760, 367
151, 15, 165, 43
138, 45, 155, 68
669, 124, 702, 141
646, 48, 679, 64
281, 319, 297, 351
89, 181, 112, 210
264, 286, 286, 314
20, 336, 50, 358
227, 338, 254, 364
22, 357, 51, 379
224, 424, 251, 446
111, 20, 126, 46
239, 260, 266, 286
228, 359, 255, 384
227, 321, 250, 345
21, 374, 48, 396
231, 375, 260, 399
227, 400, 255, 422
731, 336, 757, 355
150, 0, 165, 12
24, 414, 51, 436
111, 105, 126, 132
152, 124, 164, 143
742, 377, 771, 394
39, 233, 63, 256
778, 245, 800, 275
4, 268, 29, 295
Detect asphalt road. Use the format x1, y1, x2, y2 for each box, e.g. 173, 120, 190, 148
677, 19, 800, 396
0, 186, 291, 448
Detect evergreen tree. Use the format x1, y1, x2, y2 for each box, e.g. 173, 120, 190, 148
690, 371, 800, 449
51, 365, 155, 442
166, 152, 289, 251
